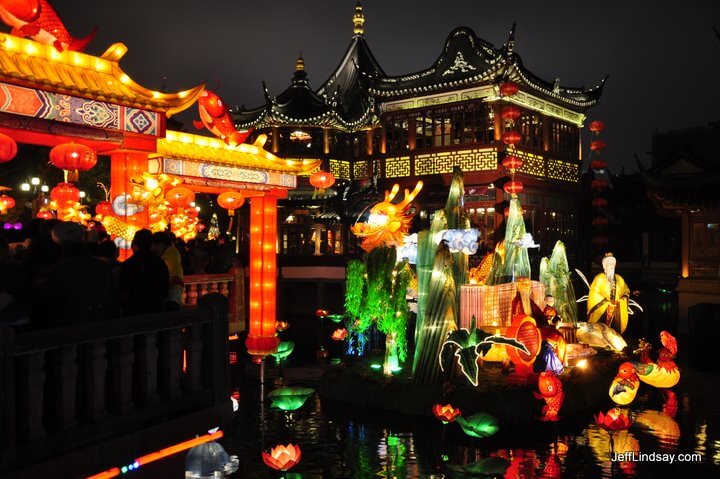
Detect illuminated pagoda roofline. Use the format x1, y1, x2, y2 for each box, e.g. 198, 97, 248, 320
369, 26, 606, 113
0, 34, 204, 116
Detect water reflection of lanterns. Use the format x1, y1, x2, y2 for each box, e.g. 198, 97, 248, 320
262, 443, 302, 471
0, 133, 18, 163
49, 142, 97, 182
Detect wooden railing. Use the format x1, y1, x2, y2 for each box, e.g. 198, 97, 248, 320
182, 266, 244, 334
0, 294, 230, 477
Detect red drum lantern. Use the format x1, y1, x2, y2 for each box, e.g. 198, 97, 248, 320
0, 133, 18, 163
501, 105, 522, 121
504, 181, 524, 195
502, 130, 522, 146
592, 216, 609, 227
49, 142, 97, 182
502, 155, 523, 172
217, 191, 245, 215
590, 140, 607, 151
0, 195, 15, 212
37, 210, 53, 220
165, 186, 195, 209
590, 160, 607, 170
591, 179, 608, 190
309, 171, 335, 190
589, 120, 606, 132
499, 81, 519, 97
50, 182, 81, 203
592, 236, 609, 246
592, 197, 608, 208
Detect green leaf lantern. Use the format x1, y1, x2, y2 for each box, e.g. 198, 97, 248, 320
271, 341, 295, 362
327, 314, 345, 324
267, 387, 314, 411
456, 412, 499, 438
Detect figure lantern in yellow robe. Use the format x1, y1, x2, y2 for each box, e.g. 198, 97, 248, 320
587, 253, 631, 334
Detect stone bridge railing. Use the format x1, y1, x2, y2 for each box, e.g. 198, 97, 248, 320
183, 266, 244, 334
0, 294, 231, 478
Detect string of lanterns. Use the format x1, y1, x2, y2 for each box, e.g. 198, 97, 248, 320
588, 120, 610, 256
499, 81, 524, 197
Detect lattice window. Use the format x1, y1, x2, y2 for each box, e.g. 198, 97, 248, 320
385, 156, 411, 178
329, 159, 351, 180
514, 150, 545, 177
547, 159, 579, 182
353, 160, 370, 179
414, 148, 497, 176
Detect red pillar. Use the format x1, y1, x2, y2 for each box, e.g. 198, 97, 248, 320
245, 194, 280, 356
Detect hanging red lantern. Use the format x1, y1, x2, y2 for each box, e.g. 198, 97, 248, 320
592, 217, 609, 227
589, 120, 606, 132
592, 236, 609, 246
504, 181, 524, 195
590, 140, 607, 151
309, 171, 336, 190
37, 210, 53, 220
501, 105, 522, 121
165, 186, 195, 208
217, 191, 245, 215
0, 133, 18, 163
49, 142, 97, 182
499, 81, 519, 97
591, 179, 608, 190
50, 182, 81, 203
0, 195, 15, 212
95, 201, 113, 217
502, 155, 524, 171
502, 130, 522, 146
590, 160, 607, 170
592, 197, 608, 208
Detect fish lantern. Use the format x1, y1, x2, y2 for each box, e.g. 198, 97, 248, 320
501, 130, 522, 146
262, 444, 302, 471
1, 0, 40, 21
499, 81, 519, 96
589, 120, 606, 132
309, 171, 335, 197
502, 155, 523, 173
501, 105, 522, 121
165, 187, 195, 211
595, 408, 632, 431
432, 404, 461, 424
0, 195, 15, 213
534, 371, 564, 421
503, 181, 523, 196
49, 142, 97, 182
50, 182, 81, 204
609, 362, 640, 406
217, 191, 244, 215
0, 133, 18, 163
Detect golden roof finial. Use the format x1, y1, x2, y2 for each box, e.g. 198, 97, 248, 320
353, 1, 365, 36
295, 52, 305, 71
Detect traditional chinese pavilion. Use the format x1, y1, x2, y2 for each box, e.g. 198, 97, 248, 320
232, 1, 605, 260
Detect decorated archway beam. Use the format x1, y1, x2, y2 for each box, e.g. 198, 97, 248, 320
0, 34, 204, 117
0, 123, 156, 153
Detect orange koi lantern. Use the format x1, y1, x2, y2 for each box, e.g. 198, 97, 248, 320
502, 155, 523, 172
590, 160, 607, 170
0, 195, 15, 212
501, 105, 522, 121
0, 133, 18, 163
592, 197, 608, 208
590, 140, 607, 151
262, 443, 302, 471
502, 130, 522, 146
504, 181, 524, 195
49, 142, 97, 182
50, 182, 80, 203
499, 81, 519, 96
589, 120, 606, 132
217, 191, 245, 215
1, 0, 40, 21
433, 404, 462, 424
309, 171, 335, 197
37, 210, 53, 220
165, 187, 195, 209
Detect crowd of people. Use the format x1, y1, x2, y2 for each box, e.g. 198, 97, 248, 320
0, 219, 238, 329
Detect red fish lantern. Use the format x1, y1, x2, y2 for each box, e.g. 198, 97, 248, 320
589, 120, 606, 132
504, 181, 524, 195
534, 371, 564, 421
0, 194, 15, 212
165, 187, 195, 209
50, 182, 80, 203
194, 89, 252, 147
501, 105, 522, 121
262, 444, 302, 471
217, 191, 245, 215
595, 408, 632, 431
502, 130, 522, 146
0, 133, 18, 163
49, 142, 97, 182
432, 404, 462, 424
499, 81, 519, 96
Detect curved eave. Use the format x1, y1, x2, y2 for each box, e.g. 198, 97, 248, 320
317, 35, 385, 97
158, 130, 321, 174
0, 35, 203, 115
233, 102, 377, 133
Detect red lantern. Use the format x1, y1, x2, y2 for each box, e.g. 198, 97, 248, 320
95, 201, 113, 217
590, 160, 607, 170
165, 187, 195, 208
0, 195, 15, 212
595, 408, 632, 431
592, 236, 609, 246
217, 191, 245, 215
309, 171, 336, 190
591, 179, 608, 190
49, 142, 97, 182
0, 133, 18, 163
592, 217, 609, 227
592, 197, 608, 208
502, 130, 522, 146
589, 120, 606, 132
504, 181, 524, 195
262, 444, 302, 471
590, 140, 607, 151
315, 309, 328, 318
432, 404, 462, 424
499, 81, 519, 97
50, 182, 80, 203
37, 210, 53, 220
502, 155, 523, 171
501, 105, 522, 121
331, 328, 348, 341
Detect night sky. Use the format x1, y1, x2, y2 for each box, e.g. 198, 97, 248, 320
44, 1, 720, 171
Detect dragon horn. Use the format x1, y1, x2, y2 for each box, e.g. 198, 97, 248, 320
384, 184, 400, 203
396, 181, 424, 210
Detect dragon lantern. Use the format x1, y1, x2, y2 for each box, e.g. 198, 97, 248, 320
351, 181, 423, 253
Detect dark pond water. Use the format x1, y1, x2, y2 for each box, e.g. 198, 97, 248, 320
126, 291, 720, 478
